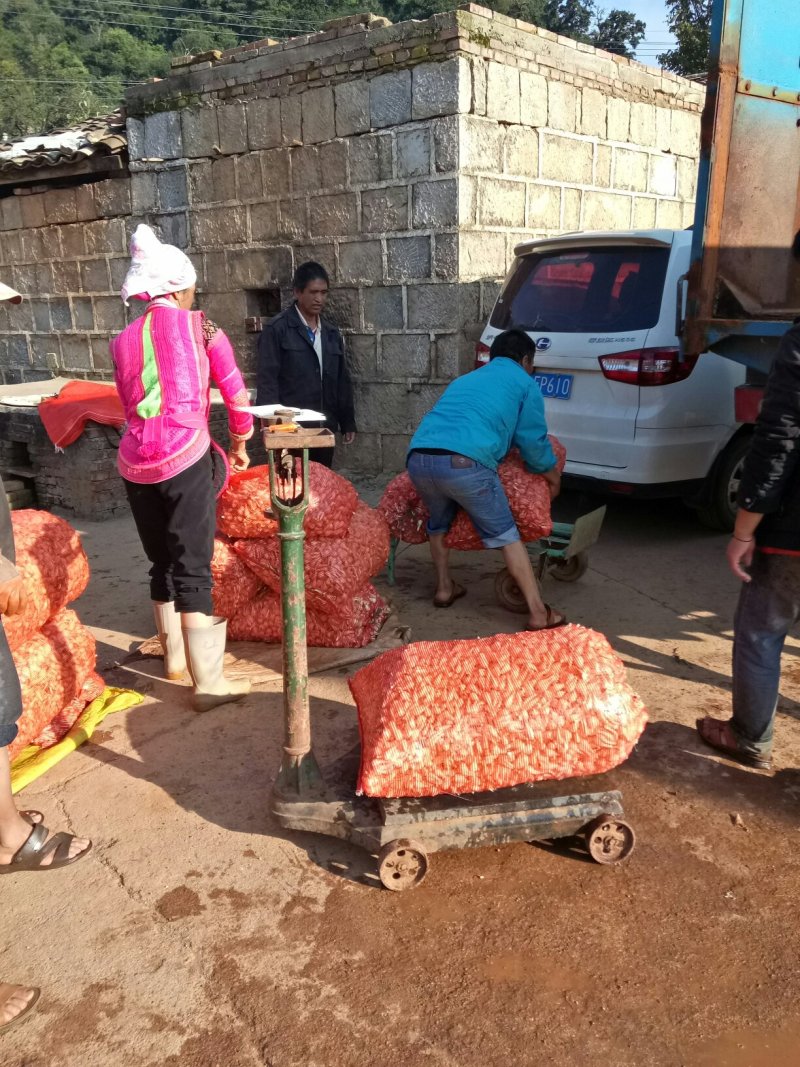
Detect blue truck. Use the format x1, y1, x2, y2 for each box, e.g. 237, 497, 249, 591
683, 0, 800, 419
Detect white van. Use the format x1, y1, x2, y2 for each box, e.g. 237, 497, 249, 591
477, 229, 748, 530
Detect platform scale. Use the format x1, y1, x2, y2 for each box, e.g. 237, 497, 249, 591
264, 430, 636, 891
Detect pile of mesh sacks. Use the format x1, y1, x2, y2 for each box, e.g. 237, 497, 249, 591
350, 626, 648, 797
378, 437, 567, 548
6, 511, 104, 760
214, 462, 391, 648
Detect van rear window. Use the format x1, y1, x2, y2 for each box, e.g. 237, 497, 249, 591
490, 245, 671, 333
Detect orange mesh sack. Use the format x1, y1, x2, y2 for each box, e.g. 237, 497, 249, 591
349, 625, 647, 798
228, 583, 390, 648
379, 437, 566, 548
234, 502, 390, 614
4, 510, 90, 652
9, 609, 98, 759
377, 472, 428, 544
307, 584, 390, 648
32, 672, 106, 750
217, 462, 358, 540
211, 537, 265, 618
227, 589, 283, 643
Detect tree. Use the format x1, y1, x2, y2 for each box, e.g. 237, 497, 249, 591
593, 9, 645, 57
658, 0, 712, 77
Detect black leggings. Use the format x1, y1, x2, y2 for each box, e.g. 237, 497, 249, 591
124, 450, 217, 615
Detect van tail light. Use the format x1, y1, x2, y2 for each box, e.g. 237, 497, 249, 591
598, 347, 698, 386
474, 341, 490, 369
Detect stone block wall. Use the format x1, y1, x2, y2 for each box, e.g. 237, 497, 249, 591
0, 6, 704, 478
122, 6, 702, 473
0, 177, 135, 384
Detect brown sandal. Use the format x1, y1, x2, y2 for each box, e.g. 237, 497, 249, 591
526, 604, 567, 632
0, 822, 93, 874
0, 984, 40, 1033
433, 583, 467, 609
695, 716, 772, 770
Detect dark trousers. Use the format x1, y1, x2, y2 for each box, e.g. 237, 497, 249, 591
0, 620, 22, 749
124, 450, 216, 615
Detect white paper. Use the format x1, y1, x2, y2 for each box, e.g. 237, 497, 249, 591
236, 404, 327, 423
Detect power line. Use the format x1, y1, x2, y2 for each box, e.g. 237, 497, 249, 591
4, 0, 318, 31
3, 8, 285, 38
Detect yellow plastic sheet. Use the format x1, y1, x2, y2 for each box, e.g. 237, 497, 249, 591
11, 687, 143, 794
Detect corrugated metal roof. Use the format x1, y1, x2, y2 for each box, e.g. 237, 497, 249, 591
0, 111, 127, 174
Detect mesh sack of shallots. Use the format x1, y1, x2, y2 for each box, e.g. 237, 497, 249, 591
8, 609, 99, 759
349, 625, 648, 798
228, 583, 390, 648
378, 437, 566, 549
211, 537, 265, 619
4, 510, 90, 653
234, 503, 390, 615
217, 462, 358, 540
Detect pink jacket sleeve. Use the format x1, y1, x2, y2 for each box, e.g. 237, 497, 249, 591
206, 329, 254, 440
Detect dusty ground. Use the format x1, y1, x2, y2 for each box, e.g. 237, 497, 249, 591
4, 489, 800, 1067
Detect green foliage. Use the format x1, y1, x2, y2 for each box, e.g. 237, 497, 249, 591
658, 0, 712, 76
0, 0, 646, 138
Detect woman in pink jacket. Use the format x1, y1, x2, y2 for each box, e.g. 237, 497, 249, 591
112, 225, 254, 711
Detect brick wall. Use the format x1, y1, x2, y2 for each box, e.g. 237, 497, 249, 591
0, 6, 703, 477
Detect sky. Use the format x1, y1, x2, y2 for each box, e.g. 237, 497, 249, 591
626, 0, 677, 66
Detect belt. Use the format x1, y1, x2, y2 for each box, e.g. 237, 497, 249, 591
410, 449, 476, 468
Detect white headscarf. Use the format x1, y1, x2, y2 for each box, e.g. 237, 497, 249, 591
120, 224, 197, 306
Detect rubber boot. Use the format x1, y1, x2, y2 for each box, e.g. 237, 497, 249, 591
153, 602, 187, 681
182, 617, 251, 713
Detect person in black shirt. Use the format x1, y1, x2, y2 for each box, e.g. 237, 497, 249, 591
697, 231, 800, 771
256, 261, 356, 468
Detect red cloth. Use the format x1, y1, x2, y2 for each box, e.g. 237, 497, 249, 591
38, 381, 125, 449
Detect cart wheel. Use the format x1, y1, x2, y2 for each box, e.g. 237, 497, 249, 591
494, 568, 529, 614
584, 815, 636, 865
377, 838, 429, 891
550, 552, 589, 583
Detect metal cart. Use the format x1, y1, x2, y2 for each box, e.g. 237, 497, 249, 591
387, 506, 607, 614
264, 435, 633, 891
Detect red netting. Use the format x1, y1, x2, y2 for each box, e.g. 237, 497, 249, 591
349, 625, 648, 798
234, 502, 390, 614
9, 609, 98, 759
378, 437, 567, 548
32, 672, 106, 750
4, 510, 90, 652
228, 583, 390, 648
211, 536, 265, 618
217, 462, 358, 540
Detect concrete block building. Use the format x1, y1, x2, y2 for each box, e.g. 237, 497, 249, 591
0, 5, 703, 492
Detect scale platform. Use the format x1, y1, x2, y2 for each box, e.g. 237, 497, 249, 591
272, 745, 635, 892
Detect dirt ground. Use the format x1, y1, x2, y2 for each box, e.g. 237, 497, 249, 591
4, 488, 800, 1067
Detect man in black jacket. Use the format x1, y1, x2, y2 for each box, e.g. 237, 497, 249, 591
256, 261, 356, 468
697, 232, 800, 771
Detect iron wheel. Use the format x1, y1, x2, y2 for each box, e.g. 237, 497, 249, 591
584, 815, 636, 865
377, 838, 429, 891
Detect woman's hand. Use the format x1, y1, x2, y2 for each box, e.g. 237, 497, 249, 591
0, 575, 26, 617
227, 444, 250, 473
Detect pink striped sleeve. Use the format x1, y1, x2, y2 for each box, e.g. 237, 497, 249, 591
206, 328, 254, 439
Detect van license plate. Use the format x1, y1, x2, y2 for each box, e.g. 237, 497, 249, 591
534, 372, 573, 399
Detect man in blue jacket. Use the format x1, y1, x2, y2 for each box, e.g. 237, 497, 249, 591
256, 261, 356, 468
407, 328, 564, 631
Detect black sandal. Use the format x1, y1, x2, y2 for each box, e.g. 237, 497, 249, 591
526, 604, 568, 632
0, 822, 92, 874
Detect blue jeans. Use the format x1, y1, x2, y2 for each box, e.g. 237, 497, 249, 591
406, 451, 520, 549
0, 619, 22, 749
731, 551, 800, 757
